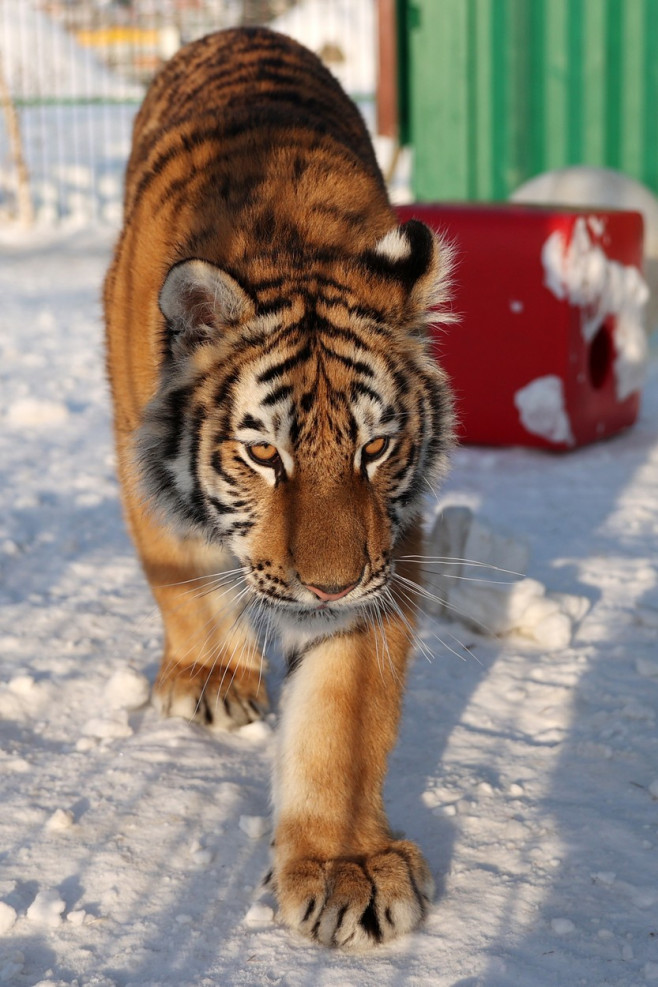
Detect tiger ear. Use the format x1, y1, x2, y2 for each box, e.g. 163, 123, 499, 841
369, 219, 456, 327
159, 259, 255, 355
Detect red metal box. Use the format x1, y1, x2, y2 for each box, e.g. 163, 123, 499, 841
396, 203, 647, 449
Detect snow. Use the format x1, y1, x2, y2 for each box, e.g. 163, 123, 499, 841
0, 901, 17, 936
513, 374, 575, 446
550, 917, 575, 936
513, 164, 658, 261
541, 216, 650, 400
25, 889, 67, 928
45, 809, 75, 833
105, 666, 150, 712
1, 227, 658, 985
238, 815, 270, 840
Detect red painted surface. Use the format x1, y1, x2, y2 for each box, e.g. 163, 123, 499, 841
396, 203, 645, 449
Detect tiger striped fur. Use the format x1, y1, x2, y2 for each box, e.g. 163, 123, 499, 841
104, 26, 454, 949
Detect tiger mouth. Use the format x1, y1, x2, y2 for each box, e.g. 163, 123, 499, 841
254, 579, 389, 622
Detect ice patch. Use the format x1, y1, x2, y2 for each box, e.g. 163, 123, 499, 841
237, 719, 273, 742
551, 917, 575, 935
106, 666, 150, 711
190, 845, 214, 867
8, 674, 37, 695
244, 902, 275, 926
648, 780, 658, 799
0, 674, 50, 722
541, 217, 649, 400
45, 808, 75, 832
81, 711, 133, 741
0, 901, 17, 935
26, 889, 66, 926
514, 375, 575, 446
238, 815, 269, 839
6, 398, 69, 428
636, 658, 658, 678
592, 871, 616, 886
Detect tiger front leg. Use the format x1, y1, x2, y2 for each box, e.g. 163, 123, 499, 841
125, 496, 269, 730
151, 571, 269, 730
271, 618, 433, 949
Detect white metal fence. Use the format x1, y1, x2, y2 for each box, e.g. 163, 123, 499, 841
0, 0, 376, 226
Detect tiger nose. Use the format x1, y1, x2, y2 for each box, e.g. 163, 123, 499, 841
303, 581, 358, 602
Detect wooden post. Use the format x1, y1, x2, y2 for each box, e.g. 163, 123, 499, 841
0, 53, 34, 226
377, 0, 398, 139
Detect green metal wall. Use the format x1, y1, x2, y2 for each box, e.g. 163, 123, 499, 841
400, 0, 658, 200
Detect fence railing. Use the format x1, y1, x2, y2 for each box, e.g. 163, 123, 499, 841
0, 0, 378, 226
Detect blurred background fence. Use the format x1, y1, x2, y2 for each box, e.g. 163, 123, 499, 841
3, 0, 658, 229
0, 0, 378, 225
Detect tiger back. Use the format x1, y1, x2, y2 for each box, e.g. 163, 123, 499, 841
104, 26, 454, 950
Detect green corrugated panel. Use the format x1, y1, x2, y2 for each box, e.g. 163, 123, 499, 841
400, 0, 658, 200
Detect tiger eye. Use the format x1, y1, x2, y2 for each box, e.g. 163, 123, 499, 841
248, 442, 279, 463
363, 436, 389, 462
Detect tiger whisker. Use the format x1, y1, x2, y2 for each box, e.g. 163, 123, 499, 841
381, 586, 434, 668
193, 593, 257, 722
392, 572, 498, 644
178, 574, 250, 605
154, 565, 248, 590
399, 555, 525, 577
411, 566, 520, 586
160, 582, 253, 692
366, 599, 386, 683
374, 596, 403, 685
211, 597, 261, 713
390, 583, 477, 665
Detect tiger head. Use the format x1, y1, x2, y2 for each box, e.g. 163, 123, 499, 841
137, 219, 454, 636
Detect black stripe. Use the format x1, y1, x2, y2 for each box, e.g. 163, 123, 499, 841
211, 449, 238, 486
313, 318, 384, 348
188, 406, 209, 525
207, 496, 238, 516
391, 442, 417, 484
351, 381, 382, 404
237, 413, 265, 431
256, 343, 312, 384
261, 384, 293, 406
161, 386, 193, 460
224, 520, 255, 536
318, 344, 374, 377
319, 296, 388, 325
214, 369, 240, 408
299, 390, 316, 413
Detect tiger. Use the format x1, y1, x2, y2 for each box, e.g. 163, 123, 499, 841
104, 25, 454, 949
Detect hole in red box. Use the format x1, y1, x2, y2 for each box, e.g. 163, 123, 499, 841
588, 324, 612, 389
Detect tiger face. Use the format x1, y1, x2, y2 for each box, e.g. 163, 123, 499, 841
137, 220, 453, 638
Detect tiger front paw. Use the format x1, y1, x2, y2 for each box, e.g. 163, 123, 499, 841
153, 661, 268, 730
274, 840, 434, 949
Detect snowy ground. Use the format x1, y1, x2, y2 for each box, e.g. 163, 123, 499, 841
1, 228, 657, 987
